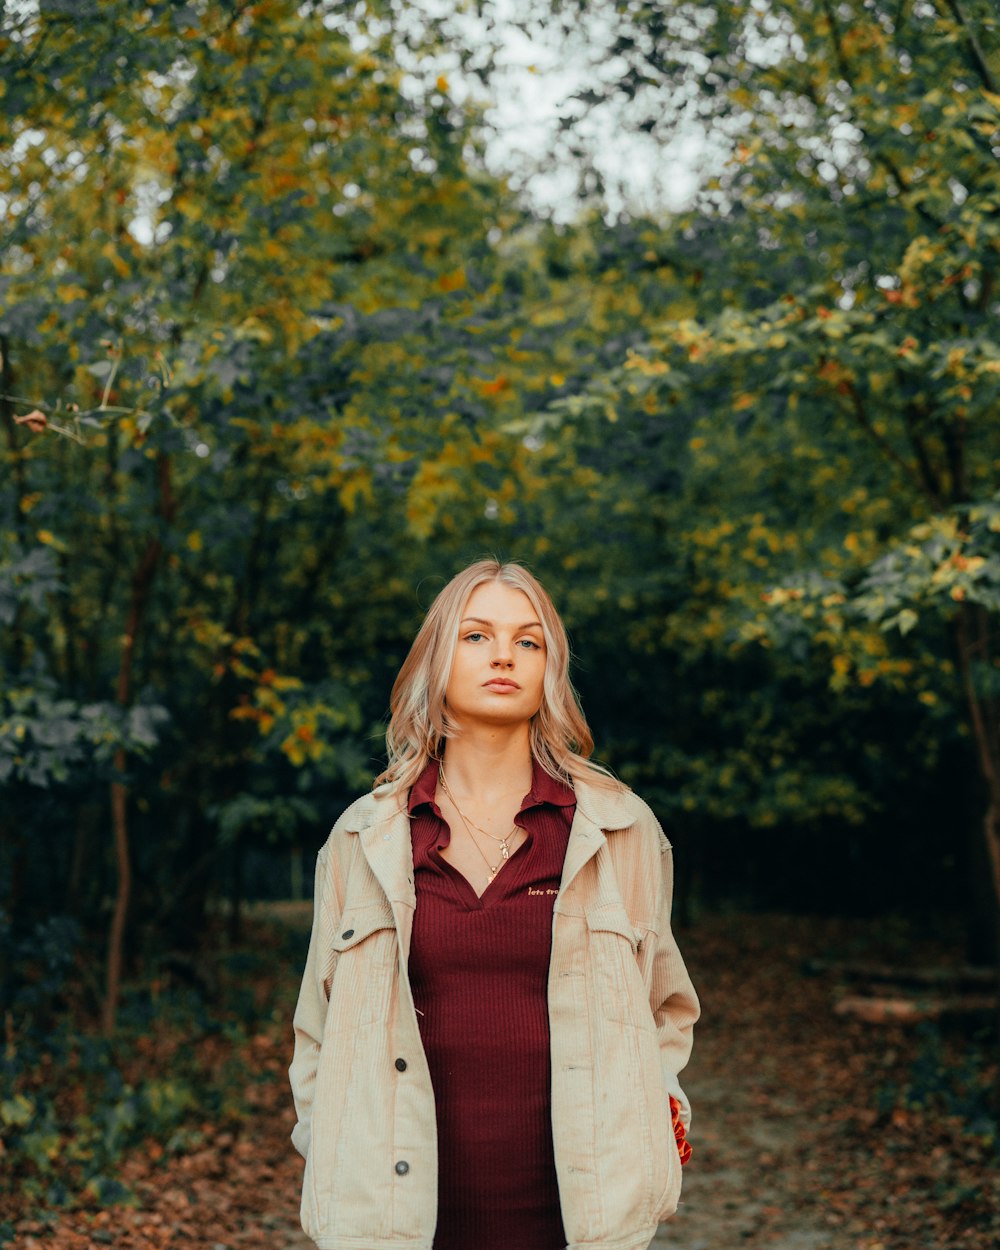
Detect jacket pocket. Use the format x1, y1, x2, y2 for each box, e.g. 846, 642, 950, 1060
633, 1026, 682, 1224
654, 1132, 683, 1222
585, 902, 647, 1026
326, 901, 398, 1028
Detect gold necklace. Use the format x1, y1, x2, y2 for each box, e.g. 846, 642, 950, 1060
451, 804, 508, 883
439, 765, 522, 860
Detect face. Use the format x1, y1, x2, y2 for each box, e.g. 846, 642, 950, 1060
444, 580, 547, 732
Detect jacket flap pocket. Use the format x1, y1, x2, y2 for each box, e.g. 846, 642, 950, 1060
332, 902, 396, 951
585, 902, 639, 950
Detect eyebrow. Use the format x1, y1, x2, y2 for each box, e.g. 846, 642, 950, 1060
461, 616, 544, 631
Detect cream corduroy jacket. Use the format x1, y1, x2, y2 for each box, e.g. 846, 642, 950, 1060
288, 775, 699, 1250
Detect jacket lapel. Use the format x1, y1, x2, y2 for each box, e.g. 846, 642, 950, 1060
559, 778, 642, 895
352, 788, 416, 909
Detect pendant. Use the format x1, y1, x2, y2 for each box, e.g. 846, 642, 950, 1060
500, 843, 509, 860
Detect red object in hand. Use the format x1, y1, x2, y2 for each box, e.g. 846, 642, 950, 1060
669, 1095, 692, 1166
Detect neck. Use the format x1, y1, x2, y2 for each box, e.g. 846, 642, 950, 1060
440, 725, 534, 801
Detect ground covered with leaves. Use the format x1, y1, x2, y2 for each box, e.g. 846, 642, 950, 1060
659, 913, 997, 1250
3, 910, 996, 1250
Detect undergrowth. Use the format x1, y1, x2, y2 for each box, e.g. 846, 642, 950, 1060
0, 908, 304, 1224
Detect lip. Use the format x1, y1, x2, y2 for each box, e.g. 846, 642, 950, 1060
482, 679, 520, 691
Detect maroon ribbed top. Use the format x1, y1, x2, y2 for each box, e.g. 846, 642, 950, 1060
407, 757, 575, 1250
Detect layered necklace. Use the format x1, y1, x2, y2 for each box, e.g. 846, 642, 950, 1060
439, 764, 524, 882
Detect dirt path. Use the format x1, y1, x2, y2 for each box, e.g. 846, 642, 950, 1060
654, 913, 996, 1250
653, 1072, 831, 1250
654, 914, 837, 1250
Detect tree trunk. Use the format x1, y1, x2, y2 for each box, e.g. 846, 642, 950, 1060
102, 756, 131, 1034
102, 453, 175, 1036
290, 844, 304, 901
967, 806, 996, 963
228, 836, 244, 946
2, 335, 29, 674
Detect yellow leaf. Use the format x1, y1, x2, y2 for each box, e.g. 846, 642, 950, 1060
340, 472, 374, 513
101, 241, 131, 278
281, 735, 306, 766
272, 675, 303, 691
624, 349, 669, 376
477, 375, 510, 396
438, 267, 466, 292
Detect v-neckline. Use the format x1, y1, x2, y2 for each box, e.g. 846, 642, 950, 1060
435, 828, 532, 907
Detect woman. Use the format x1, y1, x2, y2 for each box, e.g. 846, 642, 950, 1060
288, 559, 699, 1250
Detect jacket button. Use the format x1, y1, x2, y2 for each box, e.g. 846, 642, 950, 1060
341, 929, 354, 939
394, 1057, 407, 1072
395, 1160, 409, 1175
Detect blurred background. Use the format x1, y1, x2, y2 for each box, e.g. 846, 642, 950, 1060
1, 1, 998, 1247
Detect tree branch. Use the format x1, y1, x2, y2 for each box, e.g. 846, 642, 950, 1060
942, 409, 968, 502
898, 399, 946, 505
937, 0, 997, 93
819, 0, 945, 232
842, 381, 939, 506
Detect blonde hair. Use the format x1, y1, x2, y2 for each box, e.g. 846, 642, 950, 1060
375, 559, 619, 793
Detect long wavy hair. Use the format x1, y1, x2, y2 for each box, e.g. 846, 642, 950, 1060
375, 559, 619, 793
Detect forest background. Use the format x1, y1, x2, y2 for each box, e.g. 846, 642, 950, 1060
1, 1, 999, 1247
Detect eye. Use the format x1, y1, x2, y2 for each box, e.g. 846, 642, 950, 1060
517, 638, 541, 650
464, 631, 487, 642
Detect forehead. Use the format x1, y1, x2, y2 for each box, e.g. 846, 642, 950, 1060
461, 580, 539, 624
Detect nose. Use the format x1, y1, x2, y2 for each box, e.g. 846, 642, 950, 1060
490, 640, 514, 668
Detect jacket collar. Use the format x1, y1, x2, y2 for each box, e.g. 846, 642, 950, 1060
573, 776, 643, 831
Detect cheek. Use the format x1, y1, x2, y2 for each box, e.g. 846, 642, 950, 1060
528, 657, 548, 704
446, 648, 476, 696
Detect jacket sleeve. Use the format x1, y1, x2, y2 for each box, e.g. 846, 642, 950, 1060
649, 834, 700, 1131
288, 842, 339, 1159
